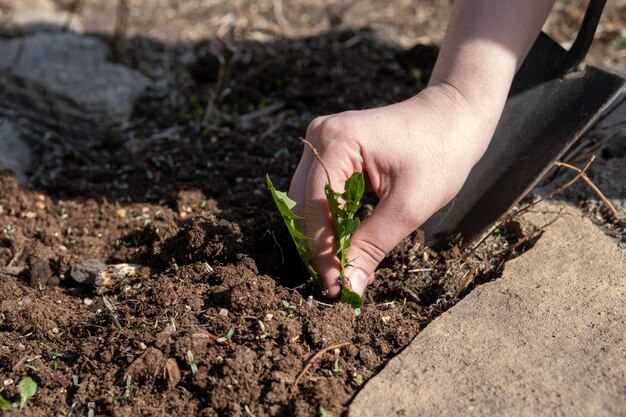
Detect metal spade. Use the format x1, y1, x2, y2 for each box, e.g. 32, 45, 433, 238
421, 0, 625, 248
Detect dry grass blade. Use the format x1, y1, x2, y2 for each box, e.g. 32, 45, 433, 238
291, 341, 351, 394
300, 137, 332, 188
510, 155, 597, 219
553, 160, 620, 220
470, 154, 617, 252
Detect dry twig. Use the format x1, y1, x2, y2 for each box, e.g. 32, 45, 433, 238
553, 160, 620, 219
291, 341, 351, 394
299, 137, 332, 188
111, 0, 129, 61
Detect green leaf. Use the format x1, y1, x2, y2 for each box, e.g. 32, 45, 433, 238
266, 174, 317, 279
340, 286, 363, 317
319, 405, 333, 417
0, 394, 11, 411
342, 172, 365, 215
18, 377, 37, 411
325, 173, 365, 274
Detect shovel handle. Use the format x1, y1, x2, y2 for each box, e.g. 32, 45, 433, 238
559, 0, 607, 74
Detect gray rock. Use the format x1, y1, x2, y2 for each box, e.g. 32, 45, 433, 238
350, 202, 626, 417
0, 119, 31, 184
70, 259, 107, 285
0, 32, 149, 126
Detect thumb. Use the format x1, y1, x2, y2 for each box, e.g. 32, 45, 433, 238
344, 196, 419, 295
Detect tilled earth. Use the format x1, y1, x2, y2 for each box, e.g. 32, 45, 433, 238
0, 26, 567, 417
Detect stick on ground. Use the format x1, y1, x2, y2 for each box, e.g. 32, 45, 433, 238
291, 341, 351, 394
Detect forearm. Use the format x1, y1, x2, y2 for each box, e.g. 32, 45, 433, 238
428, 0, 555, 124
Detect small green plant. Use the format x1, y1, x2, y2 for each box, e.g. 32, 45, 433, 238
0, 394, 11, 411
18, 377, 37, 412
267, 141, 365, 315
216, 328, 235, 344
256, 320, 270, 340
351, 373, 364, 387
123, 375, 132, 399
281, 300, 298, 310
243, 404, 256, 417
330, 358, 341, 376
319, 405, 333, 417
187, 350, 198, 374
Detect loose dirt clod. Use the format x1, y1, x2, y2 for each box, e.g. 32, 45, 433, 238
70, 259, 142, 293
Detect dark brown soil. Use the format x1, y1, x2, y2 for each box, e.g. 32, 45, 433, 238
0, 26, 542, 417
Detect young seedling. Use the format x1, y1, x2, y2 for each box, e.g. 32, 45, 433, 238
267, 139, 365, 315
216, 328, 235, 344
256, 320, 270, 340
351, 373, 364, 387
319, 405, 333, 417
18, 377, 37, 412
186, 350, 198, 374
330, 358, 341, 376
123, 375, 132, 399
0, 394, 11, 411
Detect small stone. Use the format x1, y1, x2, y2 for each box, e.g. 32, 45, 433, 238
35, 201, 46, 210
381, 316, 391, 323
116, 208, 127, 218
83, 298, 93, 306
17, 343, 25, 351
23, 211, 36, 219
51, 327, 58, 334
138, 342, 147, 350
219, 308, 229, 317
264, 313, 274, 321
3, 379, 13, 386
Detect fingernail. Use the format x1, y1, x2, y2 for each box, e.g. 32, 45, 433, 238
348, 268, 369, 296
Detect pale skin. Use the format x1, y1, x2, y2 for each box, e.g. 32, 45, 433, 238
289, 0, 557, 297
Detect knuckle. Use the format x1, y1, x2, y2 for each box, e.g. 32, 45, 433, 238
317, 117, 346, 148
306, 116, 327, 138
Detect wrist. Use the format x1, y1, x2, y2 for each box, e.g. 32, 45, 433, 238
409, 84, 501, 165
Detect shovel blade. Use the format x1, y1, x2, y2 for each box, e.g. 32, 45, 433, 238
422, 32, 625, 248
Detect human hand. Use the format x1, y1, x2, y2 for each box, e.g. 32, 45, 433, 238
288, 83, 502, 297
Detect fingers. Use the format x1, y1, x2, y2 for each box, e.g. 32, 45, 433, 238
344, 194, 419, 296
304, 151, 355, 298
303, 118, 362, 298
